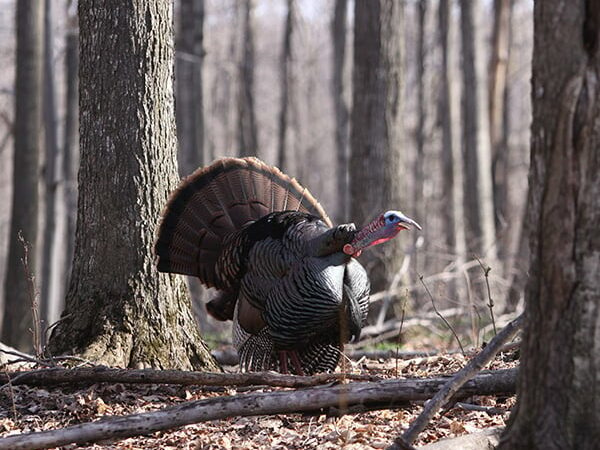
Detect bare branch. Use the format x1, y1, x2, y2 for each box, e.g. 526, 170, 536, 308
393, 314, 523, 447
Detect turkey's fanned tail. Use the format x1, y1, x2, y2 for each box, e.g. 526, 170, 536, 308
154, 157, 331, 289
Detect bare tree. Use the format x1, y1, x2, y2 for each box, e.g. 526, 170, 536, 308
276, 0, 295, 172
176, 0, 205, 176
331, 0, 349, 223
459, 0, 496, 260
2, 0, 44, 350
237, 0, 258, 157
350, 0, 403, 292
488, 0, 512, 259
438, 0, 465, 262
413, 0, 427, 268
48, 0, 218, 371
40, 0, 65, 330
63, 2, 79, 293
498, 2, 600, 448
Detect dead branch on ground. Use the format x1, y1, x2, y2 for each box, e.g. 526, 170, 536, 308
0, 368, 517, 450
391, 314, 523, 448
0, 367, 378, 389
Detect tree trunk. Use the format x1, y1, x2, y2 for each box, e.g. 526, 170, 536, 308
2, 0, 44, 350
413, 0, 427, 272
488, 0, 512, 262
459, 0, 496, 260
176, 0, 205, 176
331, 0, 349, 223
276, 0, 294, 173
498, 2, 600, 449
63, 11, 79, 297
438, 0, 466, 262
350, 0, 403, 292
48, 0, 218, 371
41, 0, 66, 331
237, 0, 258, 158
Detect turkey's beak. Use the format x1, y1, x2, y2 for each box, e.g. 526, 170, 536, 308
396, 213, 422, 231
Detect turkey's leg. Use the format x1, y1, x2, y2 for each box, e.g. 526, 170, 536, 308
278, 350, 289, 374
289, 351, 305, 376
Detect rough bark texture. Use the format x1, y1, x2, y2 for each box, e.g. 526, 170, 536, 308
499, 2, 600, 449
2, 0, 44, 350
438, 0, 466, 264
276, 0, 294, 172
176, 0, 205, 176
350, 0, 403, 292
459, 0, 496, 259
331, 0, 349, 223
47, 0, 218, 371
237, 0, 259, 157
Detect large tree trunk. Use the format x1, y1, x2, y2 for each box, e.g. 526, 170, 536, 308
237, 0, 259, 157
350, 0, 403, 292
498, 2, 600, 448
276, 0, 295, 173
459, 0, 496, 260
2, 0, 44, 350
331, 0, 349, 223
176, 0, 205, 176
48, 0, 218, 371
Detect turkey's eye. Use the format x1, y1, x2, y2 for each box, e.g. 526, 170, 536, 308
386, 214, 398, 223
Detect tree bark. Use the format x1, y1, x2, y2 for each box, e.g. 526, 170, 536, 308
2, 0, 44, 350
47, 0, 218, 371
237, 0, 259, 157
350, 0, 403, 292
276, 0, 295, 173
459, 0, 496, 259
331, 0, 349, 223
176, 0, 205, 176
498, 2, 600, 449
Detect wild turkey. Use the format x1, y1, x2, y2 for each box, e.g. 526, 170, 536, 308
154, 157, 420, 374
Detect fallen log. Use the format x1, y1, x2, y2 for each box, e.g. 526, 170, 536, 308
0, 367, 377, 389
0, 368, 517, 450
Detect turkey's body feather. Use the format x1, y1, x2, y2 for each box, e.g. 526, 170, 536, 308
155, 157, 370, 374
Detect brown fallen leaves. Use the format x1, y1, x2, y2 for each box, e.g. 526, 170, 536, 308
0, 349, 518, 449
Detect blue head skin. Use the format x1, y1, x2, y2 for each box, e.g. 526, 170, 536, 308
343, 210, 421, 257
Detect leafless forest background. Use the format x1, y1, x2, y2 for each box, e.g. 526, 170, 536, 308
0, 0, 532, 351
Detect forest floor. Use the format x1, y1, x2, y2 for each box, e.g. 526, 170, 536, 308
0, 344, 518, 449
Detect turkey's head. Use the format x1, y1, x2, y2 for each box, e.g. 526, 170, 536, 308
343, 210, 421, 257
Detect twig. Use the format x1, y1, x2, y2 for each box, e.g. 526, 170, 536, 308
475, 256, 497, 335
0, 368, 517, 450
1, 369, 18, 421
393, 314, 523, 447
395, 292, 408, 377
455, 402, 506, 415
418, 275, 465, 355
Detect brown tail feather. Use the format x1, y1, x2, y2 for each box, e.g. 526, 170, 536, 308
155, 157, 331, 288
